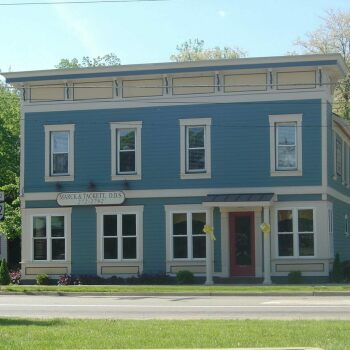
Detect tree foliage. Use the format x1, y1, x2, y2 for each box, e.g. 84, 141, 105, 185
0, 84, 21, 240
170, 39, 247, 62
0, 259, 10, 285
55, 53, 121, 69
0, 85, 20, 186
295, 9, 350, 119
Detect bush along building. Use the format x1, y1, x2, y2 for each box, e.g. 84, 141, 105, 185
2, 54, 349, 283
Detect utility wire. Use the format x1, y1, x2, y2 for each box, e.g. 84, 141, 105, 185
0, 0, 168, 5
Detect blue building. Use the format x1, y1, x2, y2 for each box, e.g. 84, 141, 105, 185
2, 54, 349, 283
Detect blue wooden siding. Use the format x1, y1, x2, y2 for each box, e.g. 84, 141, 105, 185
329, 196, 350, 261
25, 99, 322, 193
328, 102, 350, 197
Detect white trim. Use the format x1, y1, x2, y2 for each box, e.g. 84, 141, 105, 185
164, 204, 211, 274
44, 124, 75, 182
95, 205, 143, 275
321, 97, 328, 196
269, 114, 303, 176
110, 121, 142, 181
23, 186, 325, 201
20, 90, 332, 113
179, 118, 211, 179
4, 53, 346, 81
327, 187, 350, 205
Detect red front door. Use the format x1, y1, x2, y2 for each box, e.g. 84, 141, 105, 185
229, 212, 255, 276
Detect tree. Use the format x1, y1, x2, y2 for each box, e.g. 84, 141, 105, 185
0, 259, 10, 285
0, 85, 20, 186
170, 39, 247, 62
55, 53, 121, 69
0, 84, 21, 240
294, 9, 350, 119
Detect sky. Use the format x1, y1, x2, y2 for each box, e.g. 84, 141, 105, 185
0, 0, 349, 72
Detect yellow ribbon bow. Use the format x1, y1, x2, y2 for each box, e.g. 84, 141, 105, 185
260, 222, 271, 234
203, 224, 216, 241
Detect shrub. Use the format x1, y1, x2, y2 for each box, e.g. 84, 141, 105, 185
0, 259, 11, 285
36, 274, 50, 285
176, 270, 195, 284
57, 274, 81, 286
288, 271, 302, 284
342, 260, 350, 282
9, 269, 21, 285
331, 253, 344, 282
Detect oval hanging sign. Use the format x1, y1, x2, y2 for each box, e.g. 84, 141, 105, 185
57, 191, 125, 206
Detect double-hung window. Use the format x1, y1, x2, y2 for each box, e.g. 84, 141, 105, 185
110, 122, 142, 180
44, 124, 75, 181
103, 213, 137, 260
269, 114, 302, 176
32, 215, 66, 261
96, 206, 143, 263
180, 118, 211, 179
277, 208, 315, 257
51, 131, 69, 175
171, 211, 207, 260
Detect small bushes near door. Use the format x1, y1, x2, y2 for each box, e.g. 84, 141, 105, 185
288, 271, 302, 284
36, 274, 50, 285
9, 269, 21, 285
0, 259, 11, 285
176, 270, 195, 284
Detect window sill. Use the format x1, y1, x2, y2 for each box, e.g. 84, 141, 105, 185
180, 172, 211, 180
111, 174, 141, 181
270, 170, 302, 177
45, 175, 74, 182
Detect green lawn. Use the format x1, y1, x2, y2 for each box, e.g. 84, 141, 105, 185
1, 284, 350, 293
0, 319, 348, 349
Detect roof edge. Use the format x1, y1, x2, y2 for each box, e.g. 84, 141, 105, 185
1, 53, 347, 83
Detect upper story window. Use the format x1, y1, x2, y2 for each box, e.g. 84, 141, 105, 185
51, 131, 69, 175
44, 124, 75, 182
110, 121, 142, 181
336, 138, 342, 177
269, 114, 302, 176
179, 118, 211, 179
277, 208, 315, 258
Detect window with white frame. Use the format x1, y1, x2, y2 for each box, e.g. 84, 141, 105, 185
336, 138, 342, 177
44, 124, 75, 181
32, 215, 66, 261
171, 211, 207, 259
180, 118, 211, 179
328, 207, 334, 257
110, 122, 142, 180
96, 206, 143, 262
269, 114, 302, 176
345, 214, 349, 237
277, 208, 314, 257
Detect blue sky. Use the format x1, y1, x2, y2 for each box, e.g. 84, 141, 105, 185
0, 0, 349, 72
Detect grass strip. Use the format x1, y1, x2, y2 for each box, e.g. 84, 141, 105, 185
0, 319, 348, 350
1, 284, 350, 293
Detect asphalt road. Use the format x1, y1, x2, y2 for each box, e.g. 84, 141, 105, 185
1, 294, 350, 319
